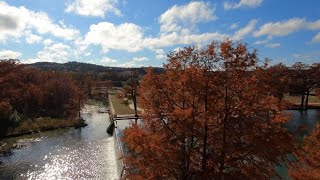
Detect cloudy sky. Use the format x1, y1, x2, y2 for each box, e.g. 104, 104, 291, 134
0, 0, 320, 67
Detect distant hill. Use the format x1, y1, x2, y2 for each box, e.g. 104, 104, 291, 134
28, 61, 163, 87
29, 61, 163, 74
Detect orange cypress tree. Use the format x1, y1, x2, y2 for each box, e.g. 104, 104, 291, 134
122, 40, 293, 179
289, 125, 320, 180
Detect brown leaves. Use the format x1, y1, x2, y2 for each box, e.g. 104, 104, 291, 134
0, 59, 83, 118
289, 125, 320, 180
122, 40, 293, 179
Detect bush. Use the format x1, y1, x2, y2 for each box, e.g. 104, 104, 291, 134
0, 101, 12, 137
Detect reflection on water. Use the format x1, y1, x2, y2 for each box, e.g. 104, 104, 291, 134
285, 109, 320, 137
277, 109, 320, 179
1, 106, 319, 180
0, 104, 119, 180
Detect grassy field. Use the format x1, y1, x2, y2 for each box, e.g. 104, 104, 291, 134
7, 117, 87, 137
109, 93, 136, 115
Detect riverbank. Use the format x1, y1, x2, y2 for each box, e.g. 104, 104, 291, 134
285, 95, 320, 110
0, 117, 87, 157
287, 104, 320, 110
6, 117, 87, 138
0, 102, 119, 179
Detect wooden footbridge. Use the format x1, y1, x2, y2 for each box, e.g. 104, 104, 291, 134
106, 93, 143, 179
106, 114, 141, 134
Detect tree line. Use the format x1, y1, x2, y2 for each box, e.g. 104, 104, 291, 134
31, 61, 162, 87
262, 62, 320, 110
122, 40, 320, 179
0, 60, 84, 137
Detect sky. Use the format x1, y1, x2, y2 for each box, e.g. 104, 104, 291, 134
0, 0, 320, 67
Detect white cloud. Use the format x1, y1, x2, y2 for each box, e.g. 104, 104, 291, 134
224, 0, 263, 10
65, 0, 121, 18
82, 22, 144, 52
101, 57, 117, 63
0, 50, 22, 59
232, 19, 257, 40
230, 23, 238, 30
153, 49, 166, 60
92, 56, 118, 66
308, 20, 320, 30
145, 18, 258, 49
143, 32, 228, 48
254, 18, 305, 38
132, 57, 149, 62
25, 33, 42, 44
159, 1, 217, 33
253, 39, 268, 45
25, 43, 72, 63
0, 1, 79, 42
265, 43, 280, 48
312, 32, 320, 43
78, 13, 257, 56
254, 18, 320, 38
43, 39, 53, 46
122, 56, 149, 67
84, 52, 91, 56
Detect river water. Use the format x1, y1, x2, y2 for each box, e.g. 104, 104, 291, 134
0, 104, 119, 180
0, 105, 319, 180
286, 109, 320, 136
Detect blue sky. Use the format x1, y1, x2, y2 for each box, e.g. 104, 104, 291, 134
0, 0, 320, 67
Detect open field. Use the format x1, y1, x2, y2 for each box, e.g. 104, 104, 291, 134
284, 95, 320, 105
109, 92, 136, 115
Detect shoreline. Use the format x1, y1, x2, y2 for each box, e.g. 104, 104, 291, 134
0, 118, 87, 157
5, 119, 87, 138
287, 104, 320, 110
0, 99, 108, 158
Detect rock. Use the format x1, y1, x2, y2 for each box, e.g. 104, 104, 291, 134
12, 143, 27, 149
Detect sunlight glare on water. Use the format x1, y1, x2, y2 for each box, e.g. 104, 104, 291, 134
0, 104, 119, 180
21, 138, 118, 180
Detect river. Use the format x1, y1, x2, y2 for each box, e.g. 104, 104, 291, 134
0, 104, 119, 180
0, 105, 319, 180
286, 109, 320, 136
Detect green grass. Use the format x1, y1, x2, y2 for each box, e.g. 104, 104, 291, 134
109, 94, 135, 115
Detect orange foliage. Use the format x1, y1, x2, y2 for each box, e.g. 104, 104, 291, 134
0, 59, 84, 118
122, 40, 293, 179
289, 125, 320, 180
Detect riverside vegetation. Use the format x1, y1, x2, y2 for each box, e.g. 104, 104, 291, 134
122, 40, 320, 179
0, 60, 86, 154
1, 39, 320, 179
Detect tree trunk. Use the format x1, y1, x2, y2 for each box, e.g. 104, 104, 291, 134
78, 96, 81, 119
305, 90, 310, 110
133, 92, 138, 124
300, 94, 305, 110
